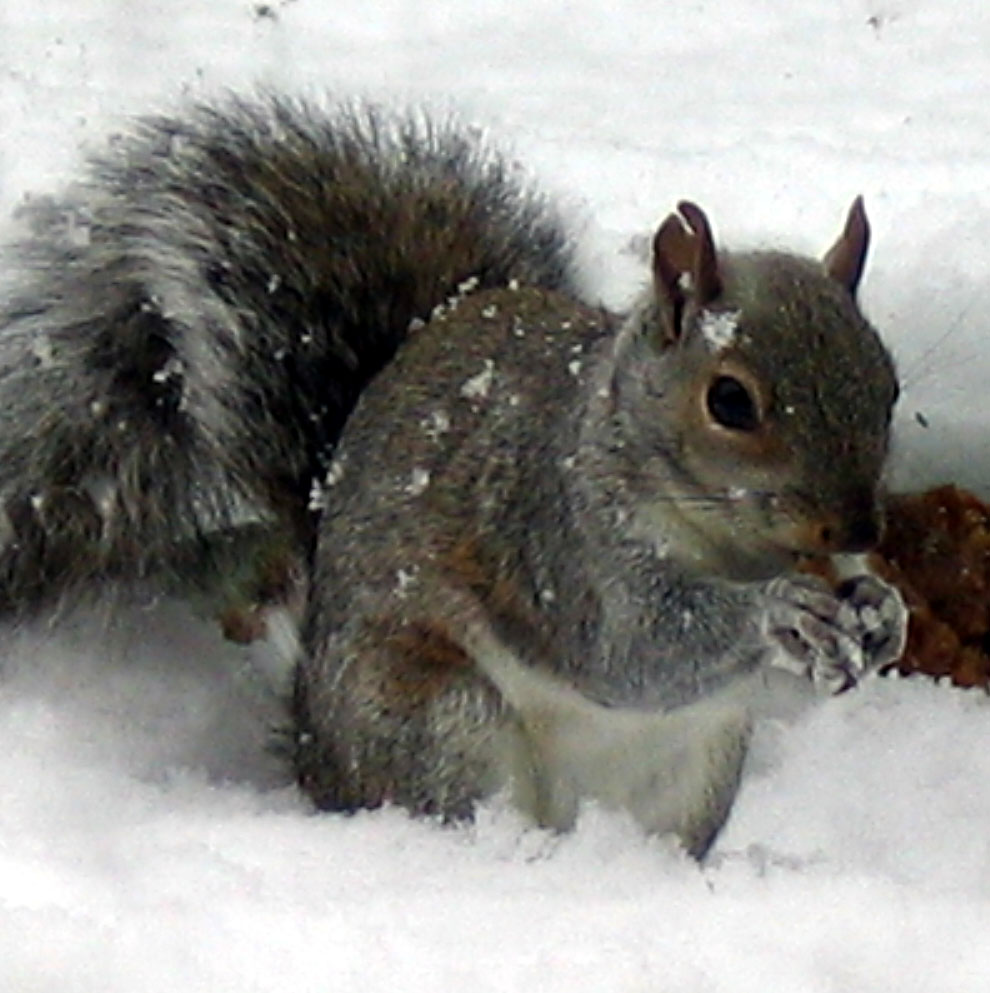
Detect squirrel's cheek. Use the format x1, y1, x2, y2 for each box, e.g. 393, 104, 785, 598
677, 427, 794, 502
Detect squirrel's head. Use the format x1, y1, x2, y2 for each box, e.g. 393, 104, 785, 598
613, 198, 899, 581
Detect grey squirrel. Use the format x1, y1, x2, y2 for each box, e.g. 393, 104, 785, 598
0, 94, 906, 856
293, 197, 906, 856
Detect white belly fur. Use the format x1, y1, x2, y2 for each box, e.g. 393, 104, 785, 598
466, 625, 813, 841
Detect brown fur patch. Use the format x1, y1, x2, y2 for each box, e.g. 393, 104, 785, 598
380, 618, 475, 710
443, 536, 492, 596
442, 536, 544, 636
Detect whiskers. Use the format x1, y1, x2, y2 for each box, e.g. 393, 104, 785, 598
646, 488, 780, 511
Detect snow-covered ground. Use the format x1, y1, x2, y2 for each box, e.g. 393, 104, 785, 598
2, 2, 990, 990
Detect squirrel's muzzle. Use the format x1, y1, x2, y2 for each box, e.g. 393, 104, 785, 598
789, 503, 883, 556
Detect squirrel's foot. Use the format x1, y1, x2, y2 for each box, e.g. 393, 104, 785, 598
761, 573, 906, 694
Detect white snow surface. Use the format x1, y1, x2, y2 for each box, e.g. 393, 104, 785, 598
3, 2, 990, 990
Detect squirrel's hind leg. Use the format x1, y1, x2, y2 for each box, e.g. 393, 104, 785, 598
292, 617, 514, 821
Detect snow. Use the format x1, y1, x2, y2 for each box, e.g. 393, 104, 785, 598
406, 466, 432, 496
2, 1, 990, 989
700, 309, 742, 351
460, 358, 496, 400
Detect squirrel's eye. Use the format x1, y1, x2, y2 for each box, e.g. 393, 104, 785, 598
706, 376, 760, 432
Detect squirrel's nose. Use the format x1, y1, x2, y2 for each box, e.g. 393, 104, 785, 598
802, 509, 881, 555
841, 515, 881, 553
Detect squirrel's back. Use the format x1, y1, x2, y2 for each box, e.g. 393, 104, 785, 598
0, 94, 577, 611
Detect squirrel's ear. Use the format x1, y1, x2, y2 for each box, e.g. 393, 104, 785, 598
652, 200, 722, 343
823, 196, 870, 296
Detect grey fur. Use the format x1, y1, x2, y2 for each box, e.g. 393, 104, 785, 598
0, 94, 575, 614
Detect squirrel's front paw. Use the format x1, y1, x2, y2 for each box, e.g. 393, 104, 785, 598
834, 573, 908, 670
761, 573, 906, 694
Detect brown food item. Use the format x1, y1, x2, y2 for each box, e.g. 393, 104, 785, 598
869, 485, 990, 688
798, 484, 990, 687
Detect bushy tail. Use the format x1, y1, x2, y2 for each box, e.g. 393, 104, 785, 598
0, 93, 577, 614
